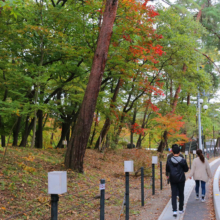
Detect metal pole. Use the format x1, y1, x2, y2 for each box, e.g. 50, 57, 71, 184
51, 194, 59, 220
141, 167, 144, 206
152, 164, 155, 195
198, 93, 202, 150
100, 179, 105, 220
160, 161, 162, 190
125, 172, 129, 220
189, 154, 191, 169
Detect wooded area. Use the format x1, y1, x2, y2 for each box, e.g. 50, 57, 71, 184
1, 0, 220, 172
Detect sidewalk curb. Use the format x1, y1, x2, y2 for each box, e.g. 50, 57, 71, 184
213, 165, 220, 220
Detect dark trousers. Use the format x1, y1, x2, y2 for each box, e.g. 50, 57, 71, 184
170, 182, 185, 211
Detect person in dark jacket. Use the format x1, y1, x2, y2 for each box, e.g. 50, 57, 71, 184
166, 144, 184, 182
166, 145, 189, 217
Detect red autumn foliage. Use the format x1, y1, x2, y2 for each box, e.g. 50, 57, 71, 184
153, 113, 189, 144
131, 123, 145, 135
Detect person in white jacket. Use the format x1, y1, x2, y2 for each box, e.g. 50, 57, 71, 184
189, 149, 212, 202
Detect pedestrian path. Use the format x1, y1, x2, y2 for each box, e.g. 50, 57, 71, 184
158, 158, 220, 220
183, 159, 220, 220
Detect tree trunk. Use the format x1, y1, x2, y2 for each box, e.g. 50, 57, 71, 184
136, 96, 151, 149
170, 84, 181, 114
13, 116, 22, 146
35, 109, 43, 148
114, 115, 125, 145
20, 116, 34, 147
89, 112, 99, 148
130, 107, 137, 147
0, 73, 7, 147
170, 79, 173, 105
187, 93, 190, 105
65, 0, 118, 172
50, 132, 54, 145
136, 109, 148, 149
196, 4, 205, 22
66, 128, 70, 142
157, 130, 168, 152
56, 122, 70, 148
94, 78, 121, 149
1, 135, 5, 147
31, 84, 39, 148
0, 115, 5, 147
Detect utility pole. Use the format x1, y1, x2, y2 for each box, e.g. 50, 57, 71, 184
197, 93, 203, 151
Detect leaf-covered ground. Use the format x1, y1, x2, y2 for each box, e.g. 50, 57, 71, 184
0, 147, 171, 220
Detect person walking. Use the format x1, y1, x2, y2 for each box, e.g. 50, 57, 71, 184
189, 149, 212, 202
166, 145, 189, 217
166, 144, 184, 184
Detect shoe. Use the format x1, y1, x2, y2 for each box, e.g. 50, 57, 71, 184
179, 210, 184, 214
173, 211, 177, 217
201, 197, 205, 202
195, 195, 199, 200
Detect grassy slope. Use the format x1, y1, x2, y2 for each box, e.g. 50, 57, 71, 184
0, 147, 168, 220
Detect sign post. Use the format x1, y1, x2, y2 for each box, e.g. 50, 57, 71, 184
124, 161, 134, 220
100, 179, 105, 220
152, 156, 158, 195
48, 171, 67, 220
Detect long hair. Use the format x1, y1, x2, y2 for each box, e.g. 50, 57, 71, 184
196, 149, 205, 163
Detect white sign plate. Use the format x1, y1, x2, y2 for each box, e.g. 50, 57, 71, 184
99, 184, 105, 190
152, 156, 158, 164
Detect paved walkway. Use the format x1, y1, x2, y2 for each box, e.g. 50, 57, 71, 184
158, 158, 220, 220
183, 159, 220, 220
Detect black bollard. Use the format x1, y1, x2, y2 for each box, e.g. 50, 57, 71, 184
51, 194, 59, 220
125, 172, 129, 220
100, 179, 105, 220
141, 167, 144, 206
160, 161, 162, 190
152, 164, 155, 195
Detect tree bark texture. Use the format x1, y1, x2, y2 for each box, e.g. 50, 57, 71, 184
56, 121, 70, 148
157, 130, 168, 152
65, 0, 118, 172
35, 109, 43, 148
196, 4, 205, 22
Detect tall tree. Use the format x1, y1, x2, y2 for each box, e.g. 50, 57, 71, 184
65, 0, 118, 172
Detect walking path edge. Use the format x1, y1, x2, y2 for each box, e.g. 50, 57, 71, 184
213, 164, 220, 220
